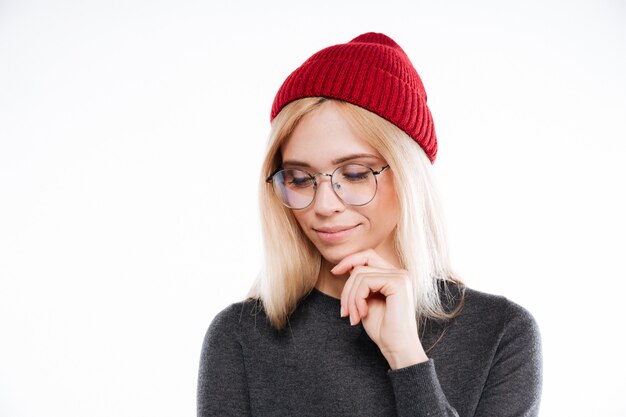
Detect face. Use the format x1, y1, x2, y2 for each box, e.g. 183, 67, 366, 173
279, 101, 401, 266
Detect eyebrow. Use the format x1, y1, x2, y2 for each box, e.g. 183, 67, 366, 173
282, 153, 381, 167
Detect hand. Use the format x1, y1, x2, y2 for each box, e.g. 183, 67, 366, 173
332, 249, 428, 369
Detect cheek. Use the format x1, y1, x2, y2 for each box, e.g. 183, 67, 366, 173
291, 210, 312, 237
375, 180, 401, 223
371, 203, 400, 235
291, 210, 305, 226
358, 194, 399, 235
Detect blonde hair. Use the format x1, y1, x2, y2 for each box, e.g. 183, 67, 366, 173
248, 98, 463, 329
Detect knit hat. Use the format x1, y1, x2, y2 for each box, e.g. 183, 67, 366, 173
271, 32, 437, 162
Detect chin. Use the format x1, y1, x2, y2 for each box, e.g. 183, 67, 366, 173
317, 244, 366, 266
320, 254, 343, 266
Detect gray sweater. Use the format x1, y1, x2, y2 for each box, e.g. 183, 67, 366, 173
197, 286, 542, 417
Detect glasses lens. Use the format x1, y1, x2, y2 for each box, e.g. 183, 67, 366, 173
272, 169, 315, 209
333, 164, 377, 206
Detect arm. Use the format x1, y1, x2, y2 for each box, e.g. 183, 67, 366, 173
197, 305, 252, 417
386, 301, 541, 417
473, 303, 543, 417
334, 250, 460, 416
334, 249, 541, 416
388, 360, 460, 417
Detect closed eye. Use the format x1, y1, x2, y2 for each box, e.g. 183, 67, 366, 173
288, 177, 315, 188
340, 167, 372, 183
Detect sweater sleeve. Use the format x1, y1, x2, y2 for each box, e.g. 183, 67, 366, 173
197, 304, 252, 417
388, 360, 459, 417
472, 302, 543, 417
387, 300, 542, 417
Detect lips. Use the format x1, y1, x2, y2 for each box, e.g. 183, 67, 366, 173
314, 225, 356, 233
313, 224, 359, 243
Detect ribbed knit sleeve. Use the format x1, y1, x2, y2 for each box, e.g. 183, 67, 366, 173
197, 304, 251, 417
388, 360, 459, 417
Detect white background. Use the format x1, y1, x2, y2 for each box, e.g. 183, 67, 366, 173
1, 1, 625, 416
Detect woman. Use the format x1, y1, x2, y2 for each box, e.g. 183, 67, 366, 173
198, 32, 542, 417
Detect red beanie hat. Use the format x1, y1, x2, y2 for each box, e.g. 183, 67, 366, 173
271, 32, 438, 163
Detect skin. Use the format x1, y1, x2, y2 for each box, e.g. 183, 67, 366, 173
280, 101, 428, 369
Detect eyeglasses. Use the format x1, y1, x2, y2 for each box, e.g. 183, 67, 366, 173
266, 163, 390, 210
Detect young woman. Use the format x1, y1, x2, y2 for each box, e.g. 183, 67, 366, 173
197, 32, 542, 417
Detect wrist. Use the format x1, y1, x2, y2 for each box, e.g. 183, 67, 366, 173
383, 345, 428, 370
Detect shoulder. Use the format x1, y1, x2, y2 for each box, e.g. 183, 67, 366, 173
462, 287, 539, 329
459, 288, 543, 411
208, 298, 267, 328
204, 298, 271, 340
457, 286, 541, 354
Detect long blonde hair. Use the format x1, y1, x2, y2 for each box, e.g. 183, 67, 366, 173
249, 97, 462, 329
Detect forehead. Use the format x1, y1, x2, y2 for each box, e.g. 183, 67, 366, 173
280, 102, 382, 168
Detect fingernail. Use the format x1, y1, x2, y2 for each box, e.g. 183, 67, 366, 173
349, 314, 355, 326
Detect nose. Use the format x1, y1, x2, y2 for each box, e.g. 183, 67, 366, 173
313, 175, 345, 215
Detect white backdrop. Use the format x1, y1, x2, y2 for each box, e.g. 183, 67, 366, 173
1, 1, 625, 416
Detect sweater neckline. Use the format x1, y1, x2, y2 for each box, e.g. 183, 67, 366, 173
304, 287, 342, 317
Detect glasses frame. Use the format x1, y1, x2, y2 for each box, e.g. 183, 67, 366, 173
266, 163, 390, 210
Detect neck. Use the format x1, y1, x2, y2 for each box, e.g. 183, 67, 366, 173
315, 258, 348, 299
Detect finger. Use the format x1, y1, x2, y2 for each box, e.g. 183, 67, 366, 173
353, 274, 389, 320
343, 266, 389, 319
345, 267, 362, 326
331, 249, 395, 275
347, 267, 371, 325
340, 269, 357, 318
356, 291, 369, 320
